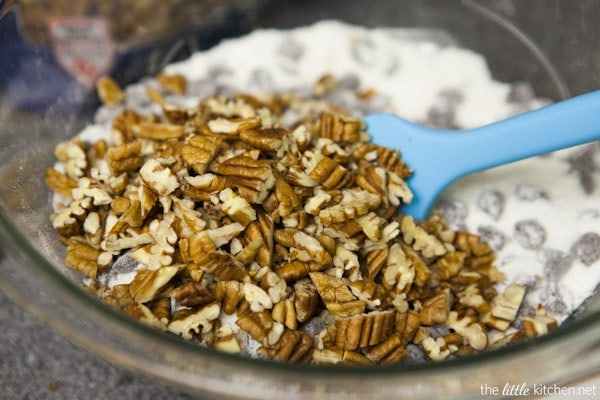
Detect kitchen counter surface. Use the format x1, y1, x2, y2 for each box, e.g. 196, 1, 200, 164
0, 289, 199, 400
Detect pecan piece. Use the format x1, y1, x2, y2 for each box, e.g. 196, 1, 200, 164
129, 265, 181, 304
156, 72, 187, 94
106, 140, 142, 175
167, 302, 221, 340
96, 76, 123, 106
335, 309, 396, 350
482, 284, 526, 331
239, 126, 290, 156
293, 279, 319, 323
319, 111, 362, 142
259, 329, 313, 363
181, 135, 224, 174
309, 272, 365, 318
172, 282, 214, 307
210, 156, 275, 204
65, 239, 105, 279
132, 121, 185, 140
419, 289, 453, 326
45, 167, 78, 198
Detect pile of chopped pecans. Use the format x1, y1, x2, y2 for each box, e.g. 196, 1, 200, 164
45, 74, 557, 365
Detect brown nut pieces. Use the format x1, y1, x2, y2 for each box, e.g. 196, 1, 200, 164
46, 74, 557, 365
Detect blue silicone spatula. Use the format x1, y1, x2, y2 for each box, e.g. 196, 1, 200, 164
364, 90, 600, 220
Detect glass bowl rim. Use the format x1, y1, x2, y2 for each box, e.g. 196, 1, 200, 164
1, 198, 599, 379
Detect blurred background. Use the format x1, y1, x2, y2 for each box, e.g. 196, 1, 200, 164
2, 0, 600, 115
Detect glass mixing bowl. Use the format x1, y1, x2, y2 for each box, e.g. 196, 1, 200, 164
1, 1, 599, 399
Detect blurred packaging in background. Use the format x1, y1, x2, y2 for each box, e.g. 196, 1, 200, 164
0, 0, 269, 112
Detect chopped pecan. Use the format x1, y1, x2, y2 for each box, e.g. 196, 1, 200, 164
214, 280, 245, 314
54, 138, 87, 180
96, 76, 123, 106
239, 125, 290, 156
366, 248, 388, 280
52, 197, 91, 237
363, 334, 406, 363
139, 158, 180, 196
213, 324, 241, 354
167, 302, 221, 340
129, 265, 181, 304
259, 329, 313, 362
318, 189, 381, 225
436, 251, 466, 280
132, 121, 186, 140
156, 72, 187, 94
334, 309, 396, 350
172, 281, 214, 307
272, 299, 298, 330
218, 188, 256, 226
291, 231, 333, 267
355, 161, 387, 200
310, 272, 365, 318
400, 215, 446, 258
447, 311, 488, 351
522, 306, 558, 338
65, 239, 105, 278
106, 140, 143, 175
243, 282, 274, 312
319, 111, 362, 142
210, 156, 275, 204
200, 251, 249, 282
482, 284, 526, 331
124, 302, 166, 331
352, 143, 411, 178
273, 173, 301, 218
293, 279, 319, 323
305, 152, 352, 190
419, 289, 453, 326
46, 167, 78, 198
236, 311, 283, 346
245, 212, 274, 268
421, 336, 451, 361
181, 135, 225, 174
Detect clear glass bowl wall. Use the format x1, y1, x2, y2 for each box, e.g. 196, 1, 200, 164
1, 1, 599, 399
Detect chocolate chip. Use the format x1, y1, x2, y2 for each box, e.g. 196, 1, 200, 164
538, 281, 568, 317
339, 74, 361, 90
543, 248, 573, 280
437, 198, 468, 230
477, 225, 506, 251
248, 69, 274, 91
571, 232, 600, 266
277, 38, 304, 61
351, 37, 376, 66
110, 252, 138, 274
425, 89, 463, 129
506, 82, 535, 104
515, 184, 547, 201
428, 324, 450, 339
567, 144, 598, 194
404, 343, 426, 363
514, 220, 546, 250
477, 190, 504, 220
426, 105, 456, 129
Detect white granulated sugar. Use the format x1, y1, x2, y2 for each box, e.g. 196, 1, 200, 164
443, 147, 600, 320
166, 20, 544, 127
78, 123, 112, 144
162, 20, 600, 323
